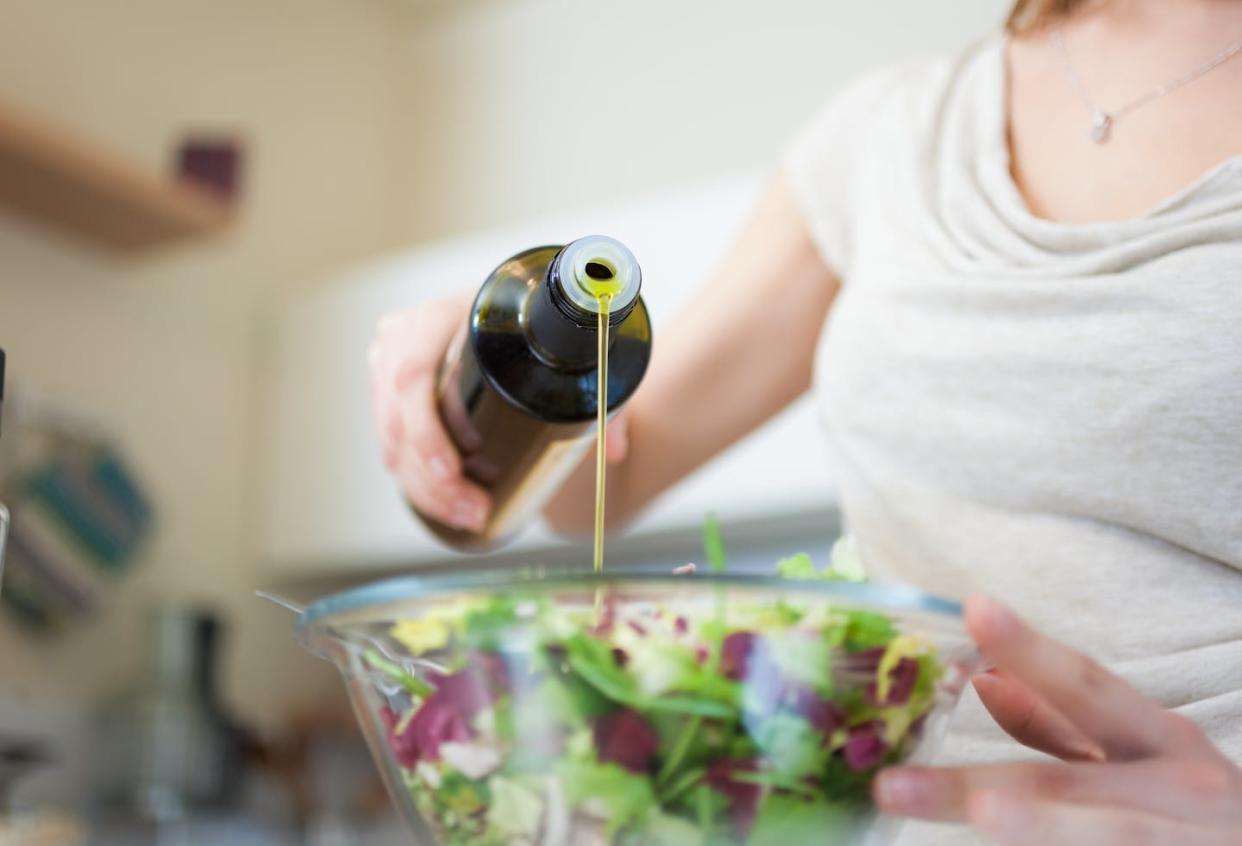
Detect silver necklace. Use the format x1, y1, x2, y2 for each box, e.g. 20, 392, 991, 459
1050, 27, 1242, 144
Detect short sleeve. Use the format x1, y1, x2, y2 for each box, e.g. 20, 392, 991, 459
783, 66, 911, 280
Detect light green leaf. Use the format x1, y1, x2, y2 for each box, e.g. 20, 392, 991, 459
703, 514, 728, 574
556, 760, 655, 834
828, 535, 867, 582
642, 812, 702, 846
769, 629, 833, 693
485, 776, 543, 838
751, 713, 828, 781
746, 794, 856, 845
775, 552, 817, 580
842, 609, 898, 651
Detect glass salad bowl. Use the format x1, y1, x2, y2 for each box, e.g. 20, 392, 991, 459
296, 568, 979, 845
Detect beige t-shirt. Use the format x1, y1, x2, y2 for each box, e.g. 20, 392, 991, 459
786, 37, 1242, 845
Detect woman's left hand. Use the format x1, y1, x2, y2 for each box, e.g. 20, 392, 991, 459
873, 594, 1242, 844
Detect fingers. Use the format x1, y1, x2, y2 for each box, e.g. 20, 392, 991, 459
876, 759, 1239, 825
368, 342, 400, 469
369, 301, 491, 531
968, 791, 1239, 846
391, 433, 490, 531
964, 595, 1190, 760
972, 671, 1104, 762
393, 369, 461, 480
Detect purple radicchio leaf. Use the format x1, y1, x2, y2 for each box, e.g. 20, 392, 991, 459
705, 758, 762, 833
593, 709, 660, 773
842, 720, 889, 771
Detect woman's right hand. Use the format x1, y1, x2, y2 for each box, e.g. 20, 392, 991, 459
367, 294, 491, 532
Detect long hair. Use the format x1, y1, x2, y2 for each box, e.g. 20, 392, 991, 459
1006, 0, 1087, 34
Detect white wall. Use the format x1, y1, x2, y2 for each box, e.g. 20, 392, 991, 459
392, 0, 1009, 241
0, 0, 411, 731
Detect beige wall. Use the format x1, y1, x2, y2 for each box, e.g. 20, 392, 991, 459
0, 0, 410, 729
393, 0, 1009, 241
0, 0, 1011, 732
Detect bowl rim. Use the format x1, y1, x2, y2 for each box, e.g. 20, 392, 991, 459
295, 566, 964, 633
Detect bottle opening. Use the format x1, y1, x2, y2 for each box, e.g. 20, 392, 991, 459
584, 260, 615, 281
554, 235, 642, 317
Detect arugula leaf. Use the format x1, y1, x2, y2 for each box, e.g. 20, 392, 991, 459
703, 514, 728, 573
363, 650, 434, 697
644, 695, 736, 719
657, 764, 707, 804
562, 632, 737, 718
695, 784, 723, 839
728, 769, 820, 799
656, 715, 702, 785
563, 632, 639, 702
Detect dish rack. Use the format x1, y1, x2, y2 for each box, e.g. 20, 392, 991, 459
0, 349, 152, 632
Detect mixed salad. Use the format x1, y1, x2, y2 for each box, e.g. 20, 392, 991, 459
366, 527, 945, 845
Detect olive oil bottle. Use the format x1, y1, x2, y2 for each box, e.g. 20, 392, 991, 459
419, 235, 651, 550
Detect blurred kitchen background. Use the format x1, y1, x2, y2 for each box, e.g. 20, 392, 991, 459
0, 0, 1007, 842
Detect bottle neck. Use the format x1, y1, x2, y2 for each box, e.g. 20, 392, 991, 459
525, 238, 641, 369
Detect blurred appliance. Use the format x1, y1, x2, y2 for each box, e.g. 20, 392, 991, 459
92, 606, 247, 823
262, 173, 840, 576
0, 736, 47, 810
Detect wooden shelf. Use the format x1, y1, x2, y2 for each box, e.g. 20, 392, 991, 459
0, 100, 232, 252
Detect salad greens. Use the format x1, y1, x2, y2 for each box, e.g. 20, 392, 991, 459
370, 532, 944, 845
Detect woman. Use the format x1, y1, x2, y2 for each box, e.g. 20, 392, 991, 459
368, 0, 1242, 842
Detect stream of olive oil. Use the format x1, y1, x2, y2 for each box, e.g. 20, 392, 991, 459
580, 259, 624, 579
593, 293, 612, 576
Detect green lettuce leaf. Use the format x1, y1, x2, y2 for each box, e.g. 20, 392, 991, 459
746, 794, 855, 845
556, 760, 655, 834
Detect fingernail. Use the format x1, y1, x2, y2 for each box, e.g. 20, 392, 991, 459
1068, 739, 1107, 762
875, 768, 931, 812
978, 595, 1020, 638
970, 791, 1027, 838
451, 499, 486, 531
428, 454, 453, 481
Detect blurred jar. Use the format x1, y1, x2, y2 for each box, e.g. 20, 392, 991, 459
92, 606, 245, 822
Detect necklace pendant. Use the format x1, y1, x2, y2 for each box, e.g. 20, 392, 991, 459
1090, 111, 1113, 144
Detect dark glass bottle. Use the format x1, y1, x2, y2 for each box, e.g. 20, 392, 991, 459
418, 235, 651, 549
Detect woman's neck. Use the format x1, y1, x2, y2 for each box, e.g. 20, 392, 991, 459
1005, 0, 1242, 223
